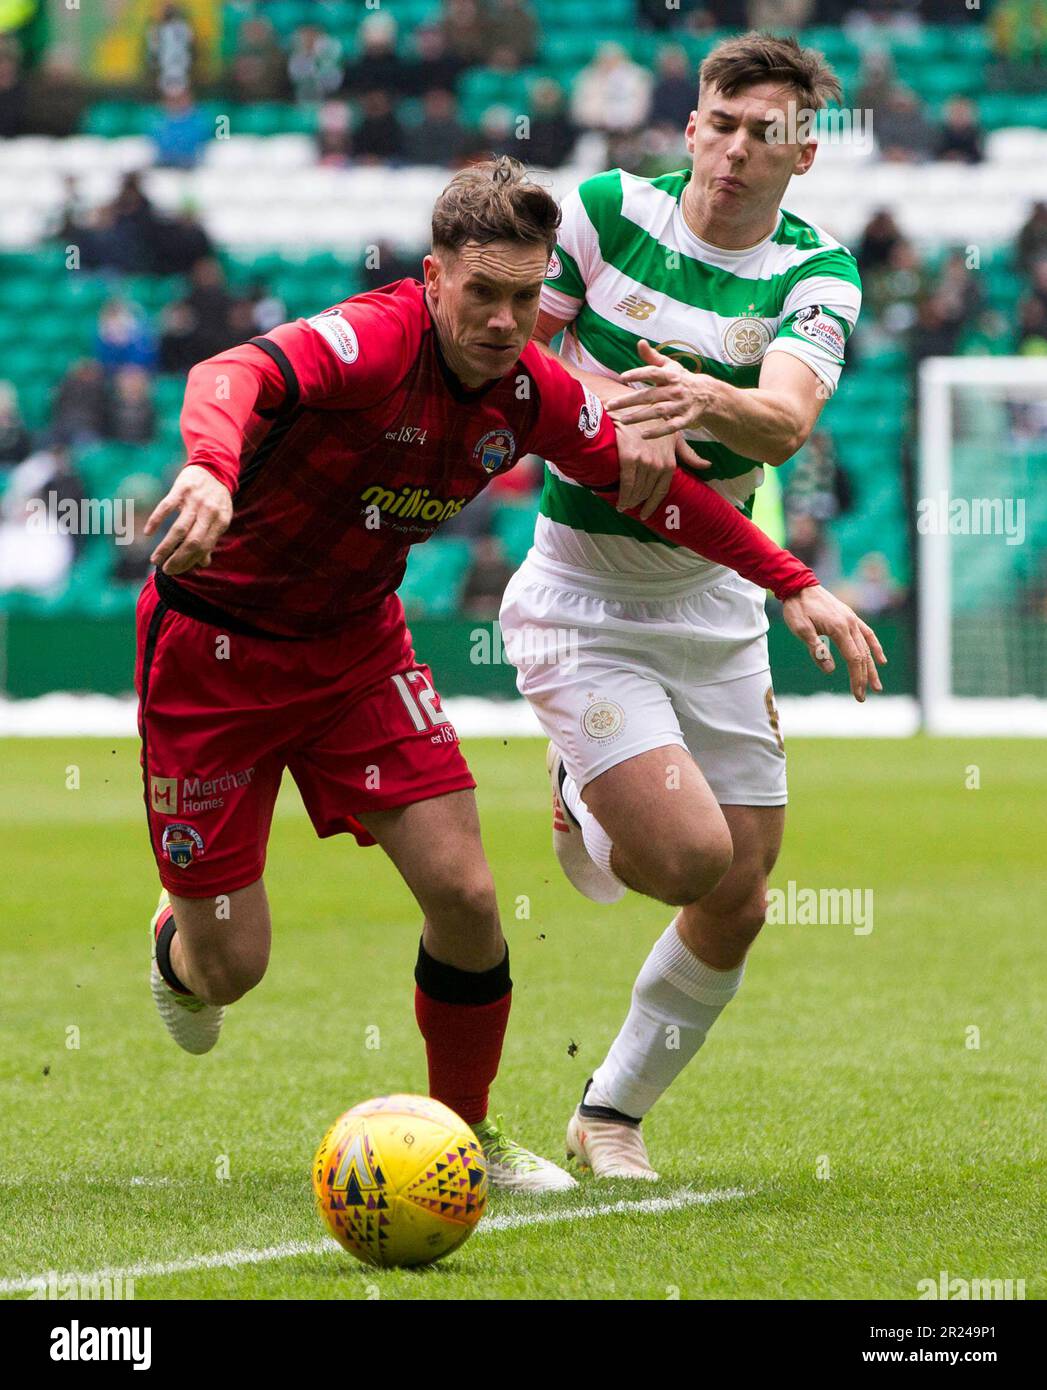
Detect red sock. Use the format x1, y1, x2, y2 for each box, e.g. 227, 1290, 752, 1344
413, 939, 512, 1126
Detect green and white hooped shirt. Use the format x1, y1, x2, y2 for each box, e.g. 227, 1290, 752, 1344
536, 166, 862, 593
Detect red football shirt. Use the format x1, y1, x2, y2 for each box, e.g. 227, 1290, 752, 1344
171, 278, 815, 637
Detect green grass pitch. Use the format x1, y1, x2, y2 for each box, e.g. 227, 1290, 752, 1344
1, 734, 1043, 1300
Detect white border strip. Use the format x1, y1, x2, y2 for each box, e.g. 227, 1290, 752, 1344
0, 693, 924, 738
0, 1186, 747, 1295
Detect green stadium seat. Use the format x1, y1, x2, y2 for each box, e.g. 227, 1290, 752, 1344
492, 501, 539, 568
398, 538, 473, 619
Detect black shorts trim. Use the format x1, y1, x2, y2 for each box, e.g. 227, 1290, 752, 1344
153, 568, 302, 641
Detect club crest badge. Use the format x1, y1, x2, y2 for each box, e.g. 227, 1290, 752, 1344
161, 823, 205, 868
722, 315, 772, 365
473, 428, 516, 474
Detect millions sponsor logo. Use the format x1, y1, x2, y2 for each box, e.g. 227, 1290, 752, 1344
360, 483, 467, 524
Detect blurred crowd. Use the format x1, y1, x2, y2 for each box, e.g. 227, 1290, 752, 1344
0, 0, 1044, 170
2, 0, 1047, 612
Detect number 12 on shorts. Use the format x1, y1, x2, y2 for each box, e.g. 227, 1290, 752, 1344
391, 669, 450, 731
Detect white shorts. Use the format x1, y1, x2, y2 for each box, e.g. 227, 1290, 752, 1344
498, 553, 788, 806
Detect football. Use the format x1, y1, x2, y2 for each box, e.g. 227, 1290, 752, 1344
312, 1094, 488, 1268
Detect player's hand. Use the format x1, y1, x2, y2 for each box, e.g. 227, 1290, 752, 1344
144, 464, 233, 576
782, 584, 887, 702
610, 419, 709, 520
605, 339, 721, 439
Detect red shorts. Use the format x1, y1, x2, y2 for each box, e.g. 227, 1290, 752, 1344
135, 575, 475, 898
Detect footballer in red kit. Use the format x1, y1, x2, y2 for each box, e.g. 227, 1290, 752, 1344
137, 158, 879, 1191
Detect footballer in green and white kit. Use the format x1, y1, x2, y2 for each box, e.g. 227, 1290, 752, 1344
499, 33, 881, 1181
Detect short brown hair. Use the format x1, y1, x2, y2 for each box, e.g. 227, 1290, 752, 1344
431, 156, 561, 258
700, 31, 841, 111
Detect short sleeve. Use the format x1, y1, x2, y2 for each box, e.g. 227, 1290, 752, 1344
763, 249, 863, 396
256, 296, 412, 408
540, 179, 602, 323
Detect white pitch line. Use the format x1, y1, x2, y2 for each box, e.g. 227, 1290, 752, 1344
0, 1186, 748, 1295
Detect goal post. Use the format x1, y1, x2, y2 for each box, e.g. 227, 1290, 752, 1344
918, 356, 1047, 735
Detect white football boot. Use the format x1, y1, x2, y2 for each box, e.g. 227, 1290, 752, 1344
565, 1084, 660, 1181
149, 890, 224, 1055
546, 743, 625, 905
472, 1116, 577, 1193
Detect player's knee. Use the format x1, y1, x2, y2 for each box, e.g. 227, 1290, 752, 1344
426, 870, 499, 935
652, 831, 734, 906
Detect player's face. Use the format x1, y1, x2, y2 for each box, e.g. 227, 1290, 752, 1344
685, 81, 816, 227
424, 241, 550, 387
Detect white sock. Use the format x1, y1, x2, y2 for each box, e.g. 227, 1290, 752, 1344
586, 919, 745, 1119
560, 771, 623, 886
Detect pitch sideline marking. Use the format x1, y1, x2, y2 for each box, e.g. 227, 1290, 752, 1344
0, 1186, 749, 1295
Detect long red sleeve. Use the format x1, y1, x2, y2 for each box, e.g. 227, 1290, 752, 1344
180, 346, 287, 494
523, 348, 819, 602
599, 468, 817, 601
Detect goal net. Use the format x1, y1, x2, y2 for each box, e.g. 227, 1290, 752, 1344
918, 357, 1047, 734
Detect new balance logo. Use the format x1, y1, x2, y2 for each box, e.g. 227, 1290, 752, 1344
614, 294, 656, 321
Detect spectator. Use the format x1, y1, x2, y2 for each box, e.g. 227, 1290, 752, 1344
180, 257, 237, 359
95, 299, 157, 374
854, 49, 898, 122
650, 45, 696, 133
857, 208, 904, 274
525, 79, 578, 169
2, 441, 87, 579
316, 99, 352, 165
478, 0, 537, 68
439, 0, 487, 67
149, 86, 210, 169
147, 3, 196, 97
866, 239, 925, 334
748, 0, 813, 28
571, 43, 653, 135
91, 171, 167, 274
152, 202, 214, 275
51, 360, 109, 446
341, 12, 410, 98
106, 366, 157, 445
908, 292, 963, 365
784, 513, 841, 588
637, 0, 714, 29
933, 249, 984, 336
784, 432, 852, 524
361, 242, 422, 291
228, 17, 289, 102
1016, 202, 1047, 273
288, 24, 344, 104
24, 46, 88, 136
406, 25, 466, 99
0, 382, 32, 467
159, 301, 201, 375
246, 281, 286, 335
472, 105, 518, 161
935, 97, 985, 164
404, 88, 471, 166
1017, 294, 1047, 353
460, 536, 514, 619
839, 552, 905, 616
0, 493, 74, 594
352, 89, 406, 164
0, 44, 27, 137
874, 85, 936, 162
111, 474, 165, 587
990, 0, 1047, 91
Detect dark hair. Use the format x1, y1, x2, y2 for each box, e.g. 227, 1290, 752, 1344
700, 31, 842, 111
431, 156, 560, 257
